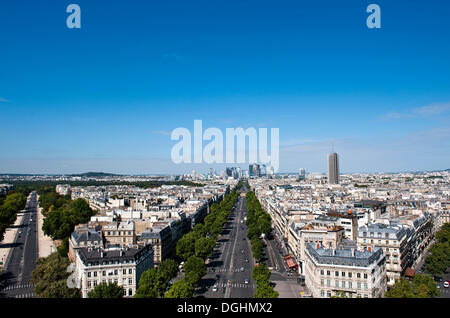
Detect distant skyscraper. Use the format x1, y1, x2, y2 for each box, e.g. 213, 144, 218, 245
249, 163, 260, 177
299, 168, 306, 180
328, 153, 339, 184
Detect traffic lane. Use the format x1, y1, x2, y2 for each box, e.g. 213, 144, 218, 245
2, 192, 38, 295
198, 198, 243, 297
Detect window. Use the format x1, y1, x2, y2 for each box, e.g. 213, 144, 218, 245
378, 240, 381, 244
327, 280, 331, 287
335, 280, 339, 288
357, 273, 361, 278
327, 291, 331, 298
320, 270, 324, 275
348, 272, 352, 278
93, 271, 97, 277
335, 271, 339, 277
349, 282, 352, 289
87, 272, 91, 278
364, 273, 368, 279
321, 290, 325, 298
327, 270, 330, 276
129, 269, 133, 274
93, 280, 97, 287
364, 283, 368, 290
103, 271, 106, 276
129, 278, 133, 284
363, 239, 366, 244
364, 294, 368, 298
123, 269, 126, 275
321, 279, 324, 287
342, 272, 345, 277
342, 281, 346, 288
357, 282, 361, 290
114, 270, 118, 275
87, 281, 91, 288
129, 289, 132, 296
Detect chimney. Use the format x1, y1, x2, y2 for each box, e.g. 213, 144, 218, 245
316, 243, 320, 249
368, 246, 372, 253
351, 248, 355, 257
100, 251, 104, 258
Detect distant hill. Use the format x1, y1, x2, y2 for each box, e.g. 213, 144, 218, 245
69, 172, 119, 177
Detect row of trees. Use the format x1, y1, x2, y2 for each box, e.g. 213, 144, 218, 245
0, 192, 27, 242
244, 188, 278, 298
252, 263, 279, 298
385, 274, 440, 298
39, 187, 96, 256
31, 253, 81, 298
245, 191, 271, 261
165, 188, 240, 297
134, 259, 179, 298
424, 223, 450, 277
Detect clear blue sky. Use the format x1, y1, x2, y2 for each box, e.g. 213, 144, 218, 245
1, 0, 449, 174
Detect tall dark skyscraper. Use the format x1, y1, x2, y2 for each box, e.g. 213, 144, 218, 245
328, 153, 339, 184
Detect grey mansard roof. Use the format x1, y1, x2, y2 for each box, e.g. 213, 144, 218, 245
71, 228, 103, 243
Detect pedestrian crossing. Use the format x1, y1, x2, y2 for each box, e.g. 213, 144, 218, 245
209, 267, 247, 273
14, 293, 36, 298
219, 282, 255, 288
0, 283, 34, 292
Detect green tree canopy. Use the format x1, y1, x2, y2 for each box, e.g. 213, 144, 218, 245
88, 282, 124, 298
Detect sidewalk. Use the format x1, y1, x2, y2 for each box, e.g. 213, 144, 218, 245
36, 195, 56, 258
0, 205, 26, 270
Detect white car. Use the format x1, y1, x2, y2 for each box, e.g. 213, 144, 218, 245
212, 284, 218, 292
444, 281, 449, 288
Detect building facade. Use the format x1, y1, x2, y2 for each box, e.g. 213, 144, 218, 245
304, 242, 387, 298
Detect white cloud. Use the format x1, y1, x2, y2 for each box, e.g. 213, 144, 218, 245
383, 102, 450, 119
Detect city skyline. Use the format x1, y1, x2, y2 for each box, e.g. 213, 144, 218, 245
1, 0, 450, 174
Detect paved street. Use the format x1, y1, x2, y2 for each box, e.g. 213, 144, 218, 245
0, 191, 39, 298
197, 191, 256, 298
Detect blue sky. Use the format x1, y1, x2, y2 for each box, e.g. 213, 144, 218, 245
1, 0, 449, 174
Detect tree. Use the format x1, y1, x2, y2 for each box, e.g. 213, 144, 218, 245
31, 253, 81, 298
251, 238, 262, 260
385, 278, 415, 298
157, 259, 179, 283
134, 268, 160, 298
254, 282, 278, 298
252, 264, 270, 285
164, 278, 194, 298
184, 256, 206, 283
88, 282, 124, 298
385, 275, 440, 298
176, 233, 196, 261
195, 237, 215, 260
412, 274, 440, 297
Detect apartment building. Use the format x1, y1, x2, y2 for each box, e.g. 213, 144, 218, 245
138, 224, 173, 266
103, 221, 136, 247
357, 222, 408, 286
288, 221, 345, 274
74, 244, 154, 298
304, 242, 387, 298
69, 224, 104, 261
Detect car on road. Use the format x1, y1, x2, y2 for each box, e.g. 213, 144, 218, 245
245, 259, 249, 263
444, 281, 449, 288
212, 284, 218, 292
244, 278, 249, 284
240, 267, 245, 272
437, 284, 440, 289
215, 274, 220, 280
227, 280, 231, 286
241, 250, 244, 254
